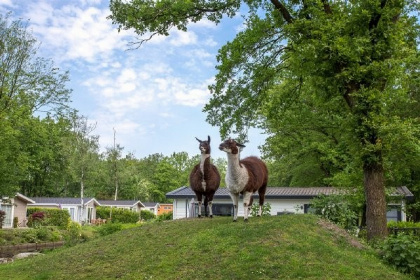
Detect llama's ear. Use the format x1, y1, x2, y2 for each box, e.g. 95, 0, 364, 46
237, 143, 246, 148
195, 137, 202, 143
208, 135, 210, 143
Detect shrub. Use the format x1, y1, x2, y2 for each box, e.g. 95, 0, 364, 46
250, 202, 271, 217
140, 210, 155, 221
28, 211, 45, 228
380, 234, 420, 278
27, 208, 70, 228
0, 210, 6, 229
96, 223, 123, 236
13, 217, 18, 228
96, 206, 140, 224
64, 221, 82, 246
156, 211, 173, 222
310, 194, 359, 232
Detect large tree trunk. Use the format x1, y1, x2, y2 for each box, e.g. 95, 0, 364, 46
364, 162, 388, 241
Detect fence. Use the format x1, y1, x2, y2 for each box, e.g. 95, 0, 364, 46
0, 241, 65, 258
389, 227, 420, 236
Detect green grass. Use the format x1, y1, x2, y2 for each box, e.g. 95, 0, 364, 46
0, 215, 413, 279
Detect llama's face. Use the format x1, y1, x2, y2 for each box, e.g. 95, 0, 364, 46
198, 141, 210, 154
196, 137, 211, 155
219, 139, 245, 154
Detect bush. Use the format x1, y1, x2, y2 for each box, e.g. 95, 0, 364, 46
28, 211, 45, 228
310, 194, 359, 232
0, 210, 6, 229
156, 211, 173, 222
64, 221, 82, 246
96, 223, 123, 236
13, 217, 18, 228
140, 210, 155, 221
380, 234, 420, 278
27, 208, 70, 228
96, 206, 140, 224
250, 202, 271, 217
387, 221, 420, 238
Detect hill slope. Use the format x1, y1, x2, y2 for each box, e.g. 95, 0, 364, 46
0, 215, 412, 279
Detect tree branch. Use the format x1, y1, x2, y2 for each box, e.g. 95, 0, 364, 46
270, 0, 294, 24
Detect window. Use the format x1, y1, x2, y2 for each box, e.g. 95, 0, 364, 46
0, 204, 12, 227
386, 207, 401, 222
63, 207, 76, 221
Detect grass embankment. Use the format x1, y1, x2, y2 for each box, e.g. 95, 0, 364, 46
0, 215, 412, 280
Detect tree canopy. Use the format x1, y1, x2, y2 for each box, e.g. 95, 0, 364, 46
109, 0, 420, 240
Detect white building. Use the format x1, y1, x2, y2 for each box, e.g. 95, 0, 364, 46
166, 186, 414, 222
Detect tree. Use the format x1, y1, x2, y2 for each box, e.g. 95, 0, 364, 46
109, 0, 420, 240
0, 13, 73, 196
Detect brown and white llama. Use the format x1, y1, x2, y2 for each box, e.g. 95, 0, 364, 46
189, 136, 221, 218
219, 138, 268, 222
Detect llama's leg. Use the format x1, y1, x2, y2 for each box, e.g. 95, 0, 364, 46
229, 192, 239, 222
196, 194, 203, 218
258, 185, 267, 217
243, 191, 253, 222
204, 197, 209, 217
208, 201, 213, 218
249, 196, 254, 216
207, 192, 215, 218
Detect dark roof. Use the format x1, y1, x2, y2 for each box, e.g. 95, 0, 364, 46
30, 197, 99, 206
166, 186, 414, 200
143, 202, 159, 207
98, 200, 145, 207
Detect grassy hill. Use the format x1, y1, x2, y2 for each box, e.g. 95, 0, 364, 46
0, 215, 412, 280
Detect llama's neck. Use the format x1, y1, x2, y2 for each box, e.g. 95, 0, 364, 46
226, 153, 249, 193
200, 154, 210, 176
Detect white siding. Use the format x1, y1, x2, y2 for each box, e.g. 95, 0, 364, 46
267, 199, 312, 215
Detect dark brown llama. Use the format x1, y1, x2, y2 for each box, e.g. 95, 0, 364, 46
189, 136, 221, 218
219, 138, 268, 222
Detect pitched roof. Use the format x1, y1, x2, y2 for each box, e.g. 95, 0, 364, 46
15, 193, 35, 204
98, 200, 145, 208
166, 186, 414, 200
30, 197, 100, 206
142, 202, 159, 207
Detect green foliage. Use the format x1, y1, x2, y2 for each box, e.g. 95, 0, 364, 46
27, 207, 70, 228
156, 211, 173, 222
13, 217, 18, 228
0, 215, 412, 279
380, 234, 420, 277
387, 221, 420, 239
0, 227, 63, 245
0, 14, 74, 196
311, 194, 359, 232
96, 222, 123, 236
64, 221, 82, 246
0, 210, 5, 229
96, 206, 139, 224
250, 202, 271, 217
140, 210, 155, 221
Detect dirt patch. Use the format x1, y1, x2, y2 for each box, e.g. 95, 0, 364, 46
317, 219, 366, 250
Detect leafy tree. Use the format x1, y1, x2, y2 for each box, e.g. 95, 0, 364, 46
0, 14, 73, 196
109, 0, 420, 241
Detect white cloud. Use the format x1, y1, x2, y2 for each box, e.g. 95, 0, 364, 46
22, 1, 131, 63
169, 29, 198, 46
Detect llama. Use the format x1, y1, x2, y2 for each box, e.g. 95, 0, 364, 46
219, 138, 268, 222
189, 136, 221, 218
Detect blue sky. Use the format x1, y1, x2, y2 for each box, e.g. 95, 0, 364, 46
1, 0, 266, 159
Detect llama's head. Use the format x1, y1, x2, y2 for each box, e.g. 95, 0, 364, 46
219, 138, 245, 155
195, 135, 211, 155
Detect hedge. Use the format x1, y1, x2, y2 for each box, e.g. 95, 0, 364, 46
96, 206, 140, 224
27, 207, 71, 228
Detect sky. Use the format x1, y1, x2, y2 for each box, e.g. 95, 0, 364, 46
0, 0, 266, 160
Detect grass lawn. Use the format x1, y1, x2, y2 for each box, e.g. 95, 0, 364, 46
0, 215, 413, 279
